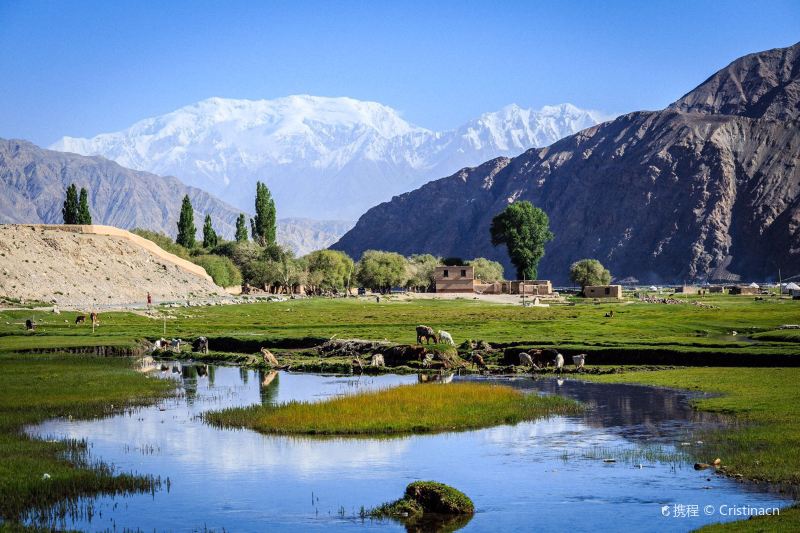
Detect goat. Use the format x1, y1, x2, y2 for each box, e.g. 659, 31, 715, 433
437, 330, 455, 346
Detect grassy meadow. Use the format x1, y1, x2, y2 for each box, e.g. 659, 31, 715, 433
205, 382, 580, 435
0, 353, 174, 525
0, 294, 798, 530
1, 294, 798, 361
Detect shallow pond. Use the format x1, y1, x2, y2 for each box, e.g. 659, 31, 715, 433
28, 364, 792, 532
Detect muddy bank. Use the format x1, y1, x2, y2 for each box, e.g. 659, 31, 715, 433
500, 345, 800, 367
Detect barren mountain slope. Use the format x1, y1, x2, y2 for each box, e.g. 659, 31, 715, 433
332, 43, 800, 283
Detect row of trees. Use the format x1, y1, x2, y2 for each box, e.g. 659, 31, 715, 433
62, 184, 92, 224
177, 180, 277, 249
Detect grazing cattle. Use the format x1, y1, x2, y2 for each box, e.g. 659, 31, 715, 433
193, 336, 209, 354
572, 354, 586, 370
604, 310, 615, 318
90, 312, 99, 326
260, 348, 279, 367
25, 319, 35, 331
416, 325, 438, 344
471, 353, 488, 371
170, 339, 182, 353
75, 315, 86, 325
438, 330, 455, 346
370, 354, 385, 367
519, 352, 534, 367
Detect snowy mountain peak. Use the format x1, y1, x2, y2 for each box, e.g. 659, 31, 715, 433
52, 96, 606, 219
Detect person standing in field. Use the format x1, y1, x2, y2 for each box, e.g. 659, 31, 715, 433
147, 292, 152, 309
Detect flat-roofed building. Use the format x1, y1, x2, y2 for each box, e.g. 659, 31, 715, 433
435, 266, 475, 293
584, 285, 623, 298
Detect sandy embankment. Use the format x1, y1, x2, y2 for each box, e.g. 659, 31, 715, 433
0, 224, 225, 309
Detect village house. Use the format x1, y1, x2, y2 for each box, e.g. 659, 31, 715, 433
584, 285, 623, 298
435, 265, 554, 296
434, 265, 476, 293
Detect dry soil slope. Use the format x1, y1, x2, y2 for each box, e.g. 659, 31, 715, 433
0, 224, 226, 307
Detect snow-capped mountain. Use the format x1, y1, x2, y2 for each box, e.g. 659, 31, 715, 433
52, 96, 605, 219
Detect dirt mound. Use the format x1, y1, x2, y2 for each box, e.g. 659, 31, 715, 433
0, 224, 225, 308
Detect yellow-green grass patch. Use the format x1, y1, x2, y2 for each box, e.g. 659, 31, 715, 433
205, 382, 580, 435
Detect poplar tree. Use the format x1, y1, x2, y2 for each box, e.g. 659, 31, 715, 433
62, 184, 79, 224
235, 213, 248, 242
77, 187, 92, 224
176, 195, 196, 248
250, 181, 276, 246
202, 214, 218, 248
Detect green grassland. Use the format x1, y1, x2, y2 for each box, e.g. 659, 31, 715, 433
0, 353, 174, 525
205, 382, 580, 435
1, 295, 798, 361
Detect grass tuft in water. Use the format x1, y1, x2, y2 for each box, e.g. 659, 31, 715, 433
205, 382, 581, 435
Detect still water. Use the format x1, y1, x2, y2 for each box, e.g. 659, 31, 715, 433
29, 364, 792, 532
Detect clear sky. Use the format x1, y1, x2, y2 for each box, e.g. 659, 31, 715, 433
1, 0, 798, 146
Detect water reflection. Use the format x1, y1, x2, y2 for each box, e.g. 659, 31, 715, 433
26, 366, 791, 532
260, 370, 280, 404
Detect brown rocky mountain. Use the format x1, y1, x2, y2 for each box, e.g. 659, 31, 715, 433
0, 139, 352, 254
332, 43, 800, 284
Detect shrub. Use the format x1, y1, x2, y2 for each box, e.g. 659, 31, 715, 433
191, 254, 242, 287
132, 229, 190, 259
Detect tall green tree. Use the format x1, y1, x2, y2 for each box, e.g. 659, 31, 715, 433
304, 249, 354, 294
569, 259, 611, 294
250, 181, 277, 246
176, 195, 196, 248
356, 250, 408, 293
235, 213, 248, 242
62, 184, 79, 224
77, 187, 92, 224
469, 257, 505, 283
490, 201, 554, 280
202, 214, 218, 248
406, 254, 440, 292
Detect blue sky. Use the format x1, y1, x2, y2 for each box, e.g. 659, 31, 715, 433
1, 0, 798, 146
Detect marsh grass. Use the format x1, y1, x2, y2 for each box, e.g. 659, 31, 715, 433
0, 353, 175, 525
205, 382, 581, 435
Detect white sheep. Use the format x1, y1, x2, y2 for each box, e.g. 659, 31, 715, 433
519, 352, 534, 367
371, 354, 385, 367
438, 330, 455, 346
572, 354, 586, 369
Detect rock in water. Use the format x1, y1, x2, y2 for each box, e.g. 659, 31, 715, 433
371, 481, 475, 521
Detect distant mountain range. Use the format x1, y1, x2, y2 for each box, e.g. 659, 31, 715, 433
52, 97, 603, 219
0, 139, 349, 255
332, 43, 800, 284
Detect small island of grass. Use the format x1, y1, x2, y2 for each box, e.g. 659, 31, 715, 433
205, 382, 580, 435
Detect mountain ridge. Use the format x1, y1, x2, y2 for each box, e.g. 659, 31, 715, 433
51, 96, 604, 219
331, 43, 800, 283
0, 138, 350, 255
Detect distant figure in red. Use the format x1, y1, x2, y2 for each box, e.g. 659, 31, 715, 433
147, 292, 152, 308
